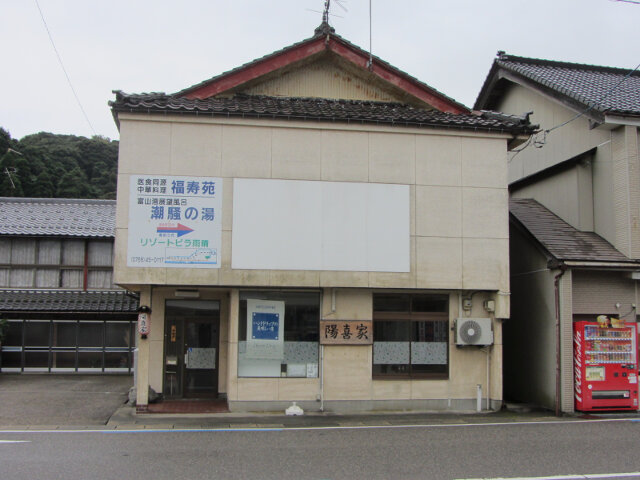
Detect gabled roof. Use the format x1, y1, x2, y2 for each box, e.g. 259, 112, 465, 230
510, 198, 640, 266
0, 289, 138, 313
475, 52, 640, 123
0, 197, 115, 238
176, 22, 469, 114
110, 92, 535, 136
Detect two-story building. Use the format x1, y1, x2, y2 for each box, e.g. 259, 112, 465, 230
475, 53, 640, 413
110, 24, 534, 413
0, 197, 138, 373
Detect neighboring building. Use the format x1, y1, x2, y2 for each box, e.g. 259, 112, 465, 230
475, 53, 640, 412
0, 197, 138, 373
110, 24, 534, 413
509, 199, 640, 412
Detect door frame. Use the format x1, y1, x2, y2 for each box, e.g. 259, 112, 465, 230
163, 299, 221, 399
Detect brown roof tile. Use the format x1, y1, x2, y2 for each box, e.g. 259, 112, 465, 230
510, 198, 638, 264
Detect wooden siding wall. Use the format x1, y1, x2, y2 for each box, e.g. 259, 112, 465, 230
0, 238, 115, 289
242, 58, 405, 103
572, 270, 636, 316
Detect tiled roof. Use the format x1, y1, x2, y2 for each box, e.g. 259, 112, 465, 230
510, 199, 639, 264
0, 290, 139, 313
475, 53, 640, 117
110, 92, 535, 135
175, 22, 469, 114
0, 198, 115, 237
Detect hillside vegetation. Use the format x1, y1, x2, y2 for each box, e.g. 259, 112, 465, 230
0, 127, 118, 199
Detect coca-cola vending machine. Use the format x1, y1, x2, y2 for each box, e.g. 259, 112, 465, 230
574, 319, 638, 412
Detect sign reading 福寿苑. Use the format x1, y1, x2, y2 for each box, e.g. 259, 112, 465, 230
246, 299, 285, 360
320, 320, 373, 345
128, 176, 222, 268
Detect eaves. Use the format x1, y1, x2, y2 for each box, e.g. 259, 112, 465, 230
491, 69, 606, 126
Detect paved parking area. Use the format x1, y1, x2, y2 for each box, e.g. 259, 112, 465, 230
0, 374, 132, 426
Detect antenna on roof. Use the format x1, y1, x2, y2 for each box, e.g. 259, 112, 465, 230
313, 0, 346, 36
367, 0, 373, 71
323, 0, 330, 24
307, 0, 345, 21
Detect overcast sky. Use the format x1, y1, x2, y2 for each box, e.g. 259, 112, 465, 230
1, 0, 639, 141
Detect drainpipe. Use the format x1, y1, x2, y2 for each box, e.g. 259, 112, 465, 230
553, 264, 567, 417
486, 347, 490, 410
320, 344, 324, 412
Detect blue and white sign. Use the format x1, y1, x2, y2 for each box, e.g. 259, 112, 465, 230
251, 312, 280, 340
127, 175, 223, 268
246, 299, 285, 360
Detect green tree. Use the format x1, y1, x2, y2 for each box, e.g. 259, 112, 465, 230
56, 166, 92, 198
0, 128, 12, 155
0, 127, 119, 199
31, 170, 56, 198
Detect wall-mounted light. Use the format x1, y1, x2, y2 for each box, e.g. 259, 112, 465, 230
137, 305, 151, 339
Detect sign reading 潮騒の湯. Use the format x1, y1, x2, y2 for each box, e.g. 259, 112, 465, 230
128, 176, 222, 268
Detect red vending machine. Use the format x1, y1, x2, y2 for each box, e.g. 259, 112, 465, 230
574, 320, 638, 412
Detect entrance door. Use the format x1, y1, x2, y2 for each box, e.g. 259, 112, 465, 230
164, 300, 220, 398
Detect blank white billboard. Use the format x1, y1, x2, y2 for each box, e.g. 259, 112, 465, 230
232, 179, 410, 272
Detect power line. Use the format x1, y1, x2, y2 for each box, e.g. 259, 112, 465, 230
545, 61, 640, 135
34, 0, 96, 136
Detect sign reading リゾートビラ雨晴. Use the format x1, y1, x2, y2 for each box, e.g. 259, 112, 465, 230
127, 176, 222, 268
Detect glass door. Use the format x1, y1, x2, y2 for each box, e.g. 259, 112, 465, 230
164, 300, 220, 398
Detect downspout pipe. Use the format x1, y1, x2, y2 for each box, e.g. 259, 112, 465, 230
553, 263, 567, 417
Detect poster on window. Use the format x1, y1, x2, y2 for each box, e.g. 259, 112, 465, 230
127, 175, 222, 268
246, 299, 285, 359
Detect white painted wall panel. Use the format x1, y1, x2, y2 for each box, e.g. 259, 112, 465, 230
321, 182, 367, 270
232, 179, 410, 272
233, 179, 323, 270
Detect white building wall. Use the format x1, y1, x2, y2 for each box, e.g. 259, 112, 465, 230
496, 84, 610, 184
115, 115, 511, 294
115, 114, 512, 411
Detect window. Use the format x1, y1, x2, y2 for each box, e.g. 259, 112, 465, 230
238, 291, 319, 378
373, 294, 449, 379
0, 317, 134, 373
0, 238, 114, 289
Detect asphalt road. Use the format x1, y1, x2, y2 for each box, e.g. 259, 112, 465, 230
2, 418, 640, 480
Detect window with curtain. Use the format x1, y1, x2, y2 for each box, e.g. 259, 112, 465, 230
373, 293, 449, 379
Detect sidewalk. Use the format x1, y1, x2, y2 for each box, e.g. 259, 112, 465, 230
104, 404, 587, 431
1, 374, 637, 431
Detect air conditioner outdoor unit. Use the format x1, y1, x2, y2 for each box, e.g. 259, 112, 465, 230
456, 318, 494, 346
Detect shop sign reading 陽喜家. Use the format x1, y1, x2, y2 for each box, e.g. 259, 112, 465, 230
320, 320, 373, 345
